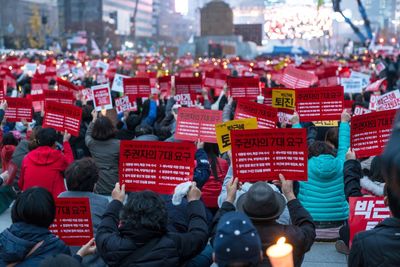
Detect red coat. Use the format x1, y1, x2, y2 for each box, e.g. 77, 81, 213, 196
201, 157, 229, 208
1, 145, 16, 172
18, 142, 74, 199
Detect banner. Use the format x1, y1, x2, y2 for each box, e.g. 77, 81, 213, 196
351, 109, 397, 158
349, 197, 391, 246
123, 77, 151, 100
175, 77, 202, 97
5, 97, 33, 122
215, 118, 258, 153
175, 108, 223, 143
376, 90, 400, 111
49, 198, 93, 246
119, 141, 195, 194
115, 95, 134, 113
227, 77, 259, 99
43, 101, 82, 137
234, 99, 277, 129
91, 84, 113, 111
295, 86, 344, 121
231, 128, 308, 182
272, 89, 296, 109
341, 78, 363, 93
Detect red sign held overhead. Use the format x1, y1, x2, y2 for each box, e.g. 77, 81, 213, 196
0, 80, 6, 101
175, 108, 223, 143
227, 77, 260, 99
57, 77, 78, 91
123, 77, 151, 101
119, 141, 196, 194
49, 198, 94, 246
5, 97, 33, 122
295, 86, 344, 122
158, 75, 171, 96
231, 128, 308, 182
234, 99, 277, 129
351, 109, 397, 158
279, 66, 318, 88
40, 90, 75, 105
43, 101, 82, 137
175, 77, 203, 96
349, 197, 391, 247
31, 78, 49, 93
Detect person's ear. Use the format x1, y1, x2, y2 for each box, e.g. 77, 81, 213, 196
212, 253, 216, 263
384, 195, 389, 207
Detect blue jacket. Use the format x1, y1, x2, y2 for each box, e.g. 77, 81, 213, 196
294, 122, 350, 222
0, 222, 70, 266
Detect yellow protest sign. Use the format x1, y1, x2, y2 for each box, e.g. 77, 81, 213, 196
215, 118, 258, 153
313, 121, 339, 127
272, 89, 296, 109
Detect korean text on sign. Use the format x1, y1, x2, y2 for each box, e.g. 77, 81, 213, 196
119, 141, 196, 194
234, 99, 277, 129
175, 108, 223, 143
228, 77, 260, 99
351, 109, 396, 158
49, 198, 93, 246
123, 77, 151, 101
43, 101, 82, 137
5, 97, 33, 122
272, 89, 296, 109
349, 197, 391, 246
215, 118, 258, 153
231, 128, 308, 182
91, 83, 113, 111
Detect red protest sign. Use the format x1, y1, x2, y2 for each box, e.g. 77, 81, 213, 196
279, 65, 318, 88
158, 75, 171, 95
234, 99, 277, 129
349, 197, 391, 247
43, 101, 82, 137
57, 77, 78, 91
0, 80, 6, 100
351, 109, 397, 158
204, 71, 227, 94
123, 77, 151, 101
353, 105, 372, 116
175, 77, 202, 95
43, 90, 74, 105
91, 84, 113, 111
31, 78, 49, 94
295, 86, 344, 122
175, 108, 223, 143
227, 77, 260, 99
231, 128, 308, 182
115, 95, 134, 113
49, 198, 93, 246
5, 97, 32, 122
119, 141, 195, 194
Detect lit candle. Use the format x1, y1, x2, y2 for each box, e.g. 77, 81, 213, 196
266, 237, 293, 267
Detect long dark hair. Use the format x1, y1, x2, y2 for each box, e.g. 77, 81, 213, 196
204, 143, 222, 180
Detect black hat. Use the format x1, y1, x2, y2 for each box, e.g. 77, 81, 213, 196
237, 182, 286, 221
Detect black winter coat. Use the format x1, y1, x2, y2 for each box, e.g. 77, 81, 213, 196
96, 199, 209, 267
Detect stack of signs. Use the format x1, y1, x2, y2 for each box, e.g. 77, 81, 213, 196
348, 197, 391, 246
5, 97, 33, 122
351, 109, 397, 158
227, 77, 260, 99
43, 101, 82, 136
215, 118, 258, 153
175, 108, 223, 143
91, 84, 113, 111
234, 99, 277, 129
119, 141, 196, 194
231, 128, 308, 182
295, 86, 344, 121
49, 198, 93, 246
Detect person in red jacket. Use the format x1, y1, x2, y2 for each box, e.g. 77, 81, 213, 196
18, 128, 74, 199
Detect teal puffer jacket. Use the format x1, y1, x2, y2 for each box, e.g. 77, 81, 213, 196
295, 122, 350, 222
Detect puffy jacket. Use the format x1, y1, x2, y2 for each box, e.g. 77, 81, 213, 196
296, 122, 350, 222
0, 222, 70, 266
349, 217, 400, 267
85, 122, 120, 195
18, 142, 74, 200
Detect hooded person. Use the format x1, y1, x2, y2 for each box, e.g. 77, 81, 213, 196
18, 128, 74, 199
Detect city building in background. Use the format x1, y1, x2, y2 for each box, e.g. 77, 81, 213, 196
200, 0, 233, 36
234, 24, 263, 45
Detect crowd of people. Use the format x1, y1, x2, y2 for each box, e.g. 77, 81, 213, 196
0, 50, 399, 267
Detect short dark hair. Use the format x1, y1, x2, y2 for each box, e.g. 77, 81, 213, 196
325, 128, 338, 149
121, 191, 167, 233
11, 187, 55, 228
126, 114, 141, 132
2, 132, 18, 146
91, 116, 116, 141
65, 158, 99, 192
135, 124, 153, 137
36, 128, 57, 147
40, 254, 82, 267
308, 141, 335, 159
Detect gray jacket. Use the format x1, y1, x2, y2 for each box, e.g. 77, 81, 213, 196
85, 123, 120, 195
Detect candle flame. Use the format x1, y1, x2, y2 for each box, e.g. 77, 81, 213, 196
277, 237, 286, 245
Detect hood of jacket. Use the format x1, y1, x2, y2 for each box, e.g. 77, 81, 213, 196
309, 154, 341, 180
25, 146, 62, 166
0, 222, 55, 263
